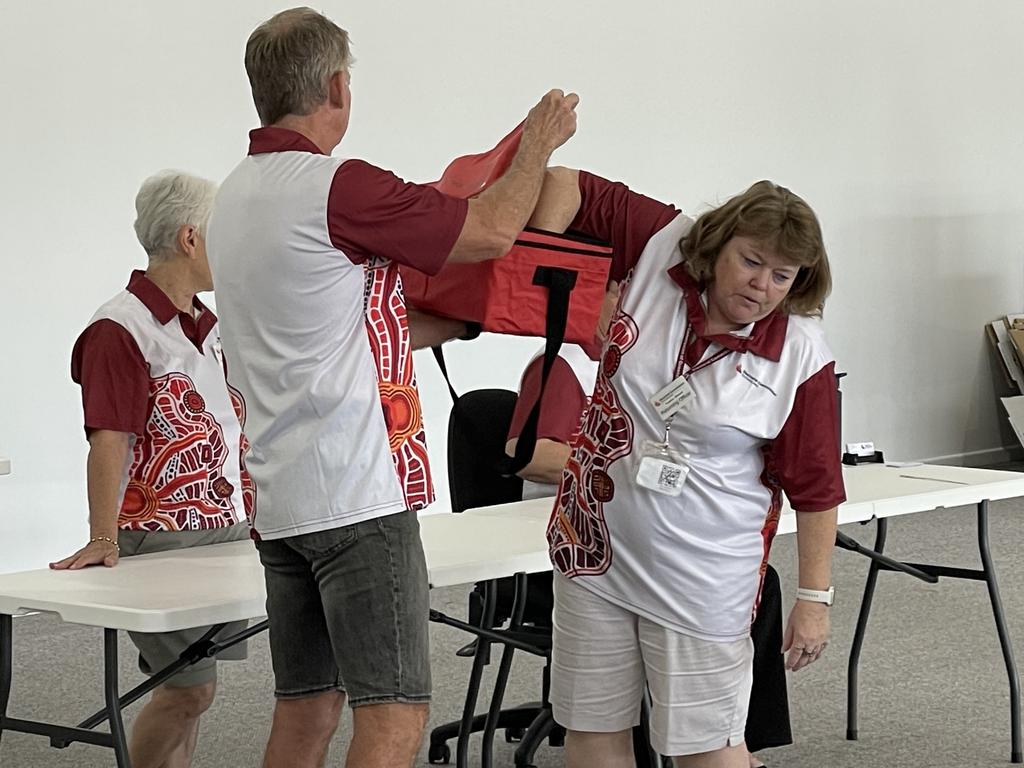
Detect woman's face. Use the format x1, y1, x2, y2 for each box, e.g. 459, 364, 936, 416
706, 235, 800, 331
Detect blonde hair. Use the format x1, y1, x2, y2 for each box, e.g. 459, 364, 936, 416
245, 7, 353, 126
680, 180, 831, 316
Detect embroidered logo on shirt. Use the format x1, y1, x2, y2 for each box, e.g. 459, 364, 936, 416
736, 364, 777, 396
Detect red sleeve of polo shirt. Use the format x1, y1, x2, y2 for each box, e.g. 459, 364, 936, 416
70, 319, 150, 437
570, 171, 680, 281
769, 361, 847, 512
327, 159, 469, 275
507, 356, 587, 444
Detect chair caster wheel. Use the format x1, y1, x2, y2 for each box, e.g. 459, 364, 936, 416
428, 742, 451, 764
505, 727, 526, 742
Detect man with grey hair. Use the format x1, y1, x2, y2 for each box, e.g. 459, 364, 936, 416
53, 170, 253, 768
207, 6, 579, 768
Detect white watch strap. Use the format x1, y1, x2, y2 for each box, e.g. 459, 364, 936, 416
796, 586, 834, 605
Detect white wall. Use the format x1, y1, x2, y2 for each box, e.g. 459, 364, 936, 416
2, 0, 1023, 573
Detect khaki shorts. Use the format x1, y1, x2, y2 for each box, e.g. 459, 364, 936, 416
118, 525, 251, 689
551, 572, 753, 757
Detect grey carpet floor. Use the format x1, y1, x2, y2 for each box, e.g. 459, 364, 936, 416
2, 496, 1022, 768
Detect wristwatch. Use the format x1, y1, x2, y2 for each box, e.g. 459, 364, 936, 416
796, 586, 835, 606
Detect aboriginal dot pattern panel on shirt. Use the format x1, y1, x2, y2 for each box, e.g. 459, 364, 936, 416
121, 372, 241, 531
548, 311, 640, 576
363, 259, 433, 510
752, 444, 785, 616
226, 380, 256, 524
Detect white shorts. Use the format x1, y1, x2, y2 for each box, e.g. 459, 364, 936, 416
550, 572, 754, 757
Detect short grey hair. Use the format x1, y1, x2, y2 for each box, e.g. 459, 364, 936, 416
245, 7, 353, 126
133, 171, 217, 259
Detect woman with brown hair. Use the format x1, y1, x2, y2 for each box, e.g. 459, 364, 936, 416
529, 169, 845, 768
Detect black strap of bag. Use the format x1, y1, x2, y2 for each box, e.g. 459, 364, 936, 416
431, 264, 577, 477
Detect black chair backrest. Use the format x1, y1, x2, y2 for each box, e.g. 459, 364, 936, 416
447, 388, 524, 513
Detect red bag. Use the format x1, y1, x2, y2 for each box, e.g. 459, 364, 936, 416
401, 228, 612, 345
401, 124, 612, 346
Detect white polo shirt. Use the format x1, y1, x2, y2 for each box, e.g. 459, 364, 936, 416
548, 173, 846, 642
207, 127, 467, 540
71, 271, 251, 531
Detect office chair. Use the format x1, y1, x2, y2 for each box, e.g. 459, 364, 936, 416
427, 388, 562, 768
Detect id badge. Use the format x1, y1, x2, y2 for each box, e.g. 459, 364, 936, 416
634, 440, 690, 497
649, 375, 694, 420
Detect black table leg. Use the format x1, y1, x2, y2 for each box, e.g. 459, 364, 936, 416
481, 572, 528, 768
977, 500, 1022, 764
0, 613, 12, 745
457, 579, 497, 768
104, 628, 131, 768
846, 517, 887, 741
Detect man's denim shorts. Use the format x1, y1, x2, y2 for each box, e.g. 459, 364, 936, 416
255, 509, 431, 706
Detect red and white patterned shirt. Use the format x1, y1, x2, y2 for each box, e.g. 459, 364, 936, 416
207, 128, 468, 540
71, 271, 253, 532
548, 173, 846, 641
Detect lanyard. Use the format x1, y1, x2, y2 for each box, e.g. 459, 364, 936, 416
673, 320, 732, 380
661, 311, 734, 444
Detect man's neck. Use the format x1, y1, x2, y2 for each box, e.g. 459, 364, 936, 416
272, 114, 341, 155
145, 262, 198, 315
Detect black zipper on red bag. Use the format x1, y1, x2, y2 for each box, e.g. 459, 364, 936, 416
515, 232, 612, 257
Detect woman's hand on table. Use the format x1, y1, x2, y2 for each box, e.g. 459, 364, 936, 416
50, 539, 120, 570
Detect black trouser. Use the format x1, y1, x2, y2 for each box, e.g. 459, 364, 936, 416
745, 564, 792, 752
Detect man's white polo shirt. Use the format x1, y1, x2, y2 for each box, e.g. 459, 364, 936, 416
207, 128, 468, 540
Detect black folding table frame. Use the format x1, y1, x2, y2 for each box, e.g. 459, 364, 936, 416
0, 614, 268, 768
839, 499, 1021, 764
432, 501, 1024, 768
3, 501, 1020, 767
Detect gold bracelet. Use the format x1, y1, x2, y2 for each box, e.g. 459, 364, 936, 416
90, 535, 120, 553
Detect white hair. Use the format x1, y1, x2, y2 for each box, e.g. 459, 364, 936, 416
133, 171, 217, 258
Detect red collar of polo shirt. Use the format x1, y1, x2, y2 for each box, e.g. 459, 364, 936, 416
665, 262, 788, 362
126, 270, 217, 346
248, 126, 325, 156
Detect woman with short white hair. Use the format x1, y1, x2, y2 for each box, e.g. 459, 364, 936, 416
53, 170, 252, 768
133, 171, 218, 261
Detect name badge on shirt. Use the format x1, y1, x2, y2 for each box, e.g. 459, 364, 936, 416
649, 374, 694, 420
634, 440, 689, 497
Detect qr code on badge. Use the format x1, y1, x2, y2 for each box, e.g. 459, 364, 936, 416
658, 464, 682, 487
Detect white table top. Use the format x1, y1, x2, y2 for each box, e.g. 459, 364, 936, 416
421, 510, 549, 589
0, 541, 266, 633
464, 464, 1024, 536
0, 463, 1021, 634
0, 510, 550, 633
0, 456, 10, 475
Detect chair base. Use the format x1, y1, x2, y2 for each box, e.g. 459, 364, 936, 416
429, 702, 564, 765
